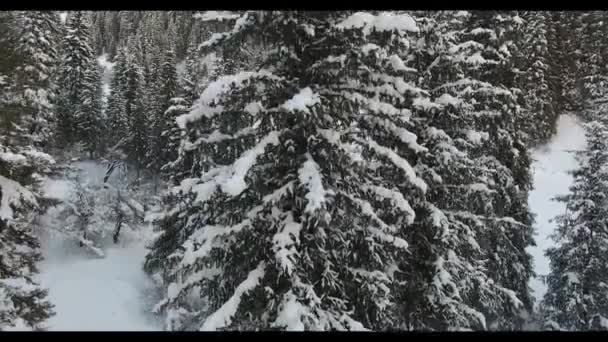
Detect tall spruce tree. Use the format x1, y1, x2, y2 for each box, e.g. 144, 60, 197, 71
123, 52, 148, 174
401, 10, 535, 330
56, 11, 100, 150
145, 11, 432, 331
76, 64, 105, 157
541, 116, 608, 330
12, 11, 61, 146
105, 47, 129, 148
0, 102, 56, 331
147, 48, 178, 174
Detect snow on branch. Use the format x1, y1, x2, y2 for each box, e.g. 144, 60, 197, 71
364, 185, 415, 224
271, 290, 309, 330
272, 213, 303, 276
298, 153, 333, 213
181, 181, 294, 267
336, 12, 418, 35
201, 262, 266, 330
361, 116, 427, 153
282, 87, 321, 114
0, 175, 38, 220
219, 131, 281, 196
194, 11, 240, 22
0, 151, 27, 165
176, 70, 283, 128
346, 193, 408, 249
359, 138, 428, 193
181, 131, 281, 205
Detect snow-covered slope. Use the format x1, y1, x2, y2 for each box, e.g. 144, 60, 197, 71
38, 236, 160, 330
527, 114, 587, 304
37, 160, 162, 331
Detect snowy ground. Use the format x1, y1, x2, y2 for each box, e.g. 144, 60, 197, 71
37, 161, 163, 331
527, 114, 587, 304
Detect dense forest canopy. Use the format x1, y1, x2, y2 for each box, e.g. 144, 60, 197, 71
2, 10, 608, 331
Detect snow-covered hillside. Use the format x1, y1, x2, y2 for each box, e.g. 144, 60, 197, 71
527, 114, 587, 304
36, 161, 163, 331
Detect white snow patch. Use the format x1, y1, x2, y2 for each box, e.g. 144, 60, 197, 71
244, 101, 264, 115
36, 160, 162, 331
272, 291, 307, 330
97, 54, 115, 71
42, 178, 73, 201
336, 12, 418, 34
0, 151, 27, 165
389, 54, 411, 72
38, 234, 162, 330
435, 93, 461, 106
527, 114, 587, 304
282, 87, 320, 114
194, 11, 240, 22
466, 130, 489, 145
298, 153, 332, 213
413, 97, 442, 110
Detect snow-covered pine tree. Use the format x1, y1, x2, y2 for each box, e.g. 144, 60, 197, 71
398, 10, 533, 331
145, 11, 430, 331
574, 12, 608, 116
180, 41, 205, 105
0, 111, 56, 330
89, 12, 106, 56
105, 47, 130, 148
147, 48, 178, 174
0, 11, 23, 131
455, 11, 535, 329
159, 97, 192, 184
122, 51, 148, 174
56, 11, 98, 149
76, 63, 105, 158
545, 12, 578, 114
541, 115, 608, 331
512, 11, 556, 146
12, 11, 61, 147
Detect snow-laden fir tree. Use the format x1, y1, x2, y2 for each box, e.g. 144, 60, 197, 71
122, 51, 149, 175
56, 11, 100, 149
11, 11, 61, 147
147, 48, 178, 174
145, 11, 433, 331
75, 63, 105, 157
541, 114, 608, 331
0, 112, 56, 330
545, 12, 578, 114
399, 10, 534, 331
180, 41, 206, 106
573, 12, 608, 116
105, 46, 129, 146
450, 11, 535, 329
510, 12, 557, 146
159, 97, 192, 184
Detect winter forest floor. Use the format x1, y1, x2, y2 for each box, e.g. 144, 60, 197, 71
527, 114, 587, 306
35, 160, 163, 331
